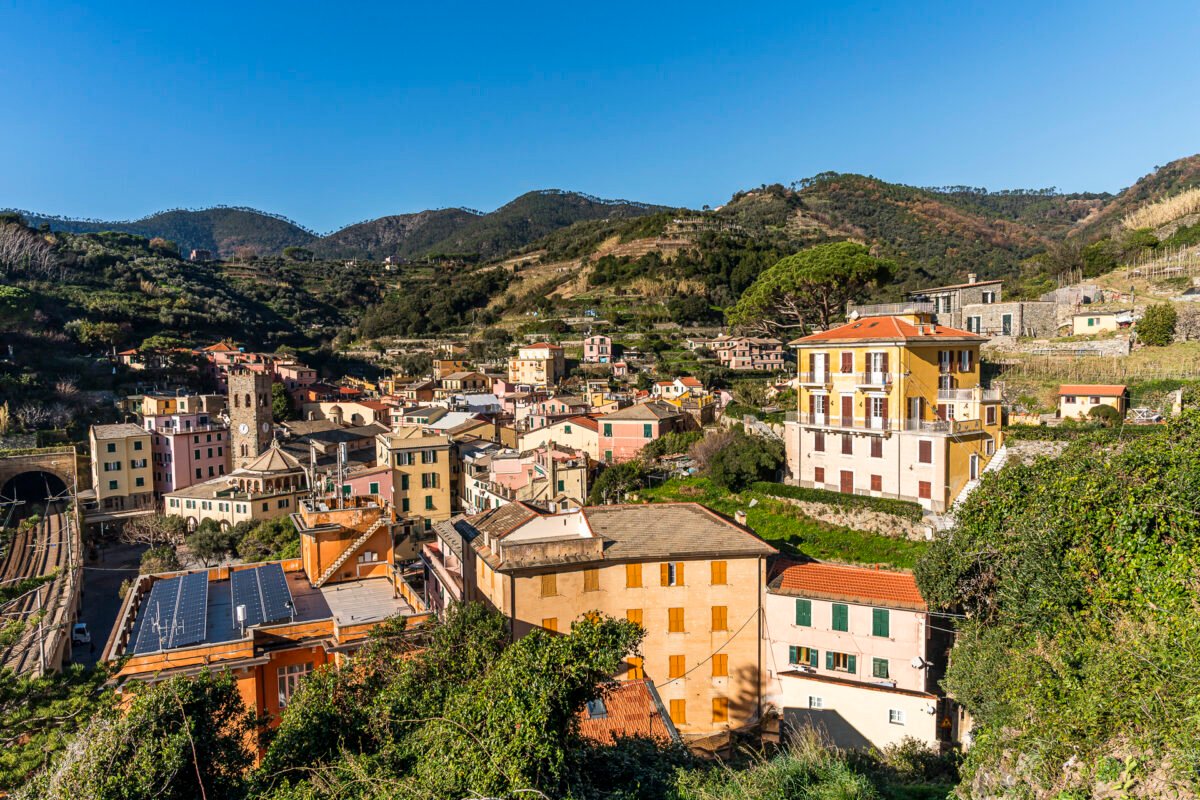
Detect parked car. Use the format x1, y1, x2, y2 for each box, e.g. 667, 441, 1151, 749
72, 622, 91, 645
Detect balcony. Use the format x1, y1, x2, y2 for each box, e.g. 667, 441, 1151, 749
936, 387, 1004, 403
847, 301, 935, 318
856, 371, 893, 388
904, 417, 984, 435
796, 414, 896, 431
797, 372, 832, 386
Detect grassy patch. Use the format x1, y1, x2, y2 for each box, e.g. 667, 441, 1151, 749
638, 478, 927, 569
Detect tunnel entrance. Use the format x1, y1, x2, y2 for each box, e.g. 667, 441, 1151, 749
1, 470, 69, 519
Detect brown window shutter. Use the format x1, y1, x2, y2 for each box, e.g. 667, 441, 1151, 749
881, 352, 889, 373
841, 352, 853, 373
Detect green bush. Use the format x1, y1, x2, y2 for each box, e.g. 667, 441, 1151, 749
751, 481, 925, 522
1086, 404, 1122, 426
709, 433, 784, 491
1137, 303, 1177, 346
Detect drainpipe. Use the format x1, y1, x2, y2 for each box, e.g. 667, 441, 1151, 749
508, 571, 517, 643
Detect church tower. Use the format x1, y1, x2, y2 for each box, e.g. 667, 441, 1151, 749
228, 369, 274, 468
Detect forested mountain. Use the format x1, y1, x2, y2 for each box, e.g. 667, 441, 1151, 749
312, 208, 481, 260
8, 207, 318, 259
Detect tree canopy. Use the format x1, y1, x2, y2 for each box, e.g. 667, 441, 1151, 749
726, 241, 894, 335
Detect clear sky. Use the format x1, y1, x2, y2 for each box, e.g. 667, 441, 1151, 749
2, 1, 1198, 232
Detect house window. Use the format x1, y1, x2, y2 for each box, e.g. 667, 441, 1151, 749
1090, 396, 1100, 403
661, 562, 684, 586
604, 450, 613, 462
400, 474, 410, 490
195, 468, 202, 479
986, 406, 997, 425
795, 598, 811, 626
135, 477, 144, 487
563, 424, 572, 434
669, 655, 686, 679
603, 423, 612, 437
711, 606, 728, 631
982, 291, 995, 304
870, 474, 882, 492
106, 443, 116, 453
626, 657, 644, 680
540, 573, 557, 598
421, 473, 439, 489
712, 697, 729, 724
813, 431, 824, 452
583, 568, 599, 592
133, 440, 143, 451
401, 498, 410, 512
813, 466, 825, 484
424, 496, 434, 510
542, 618, 558, 633
789, 645, 818, 667
827, 651, 856, 673
918, 440, 932, 464
841, 435, 852, 455
1063, 395, 1075, 404
870, 437, 882, 458
395, 452, 414, 466
643, 423, 653, 438
626, 563, 642, 588
840, 352, 853, 373
889, 709, 906, 725
669, 699, 686, 725
108, 480, 118, 490
626, 608, 642, 626
277, 662, 313, 708
808, 696, 824, 709
369, 481, 379, 495
710, 560, 727, 585
712, 653, 728, 677
872, 608, 890, 637
873, 658, 890, 679
668, 607, 684, 633
918, 481, 932, 500
831, 603, 849, 632
959, 350, 972, 371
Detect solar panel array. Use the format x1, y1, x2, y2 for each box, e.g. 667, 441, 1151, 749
130, 571, 209, 654
230, 563, 295, 630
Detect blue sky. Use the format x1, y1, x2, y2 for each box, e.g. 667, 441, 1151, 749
1, 1, 1198, 232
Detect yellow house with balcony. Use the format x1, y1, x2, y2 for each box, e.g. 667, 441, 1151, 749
784, 307, 1003, 513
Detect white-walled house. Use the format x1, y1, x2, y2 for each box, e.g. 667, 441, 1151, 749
762, 560, 962, 750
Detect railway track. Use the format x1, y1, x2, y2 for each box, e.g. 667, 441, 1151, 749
0, 501, 79, 674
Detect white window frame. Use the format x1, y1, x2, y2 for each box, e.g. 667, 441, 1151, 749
277, 662, 314, 708
888, 709, 906, 725
808, 696, 824, 709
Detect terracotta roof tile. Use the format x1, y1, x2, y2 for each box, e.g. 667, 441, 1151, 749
769, 559, 926, 611
1058, 384, 1126, 396
791, 316, 984, 345
577, 680, 677, 744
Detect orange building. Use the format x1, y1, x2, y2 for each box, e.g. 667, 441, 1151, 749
102, 497, 430, 726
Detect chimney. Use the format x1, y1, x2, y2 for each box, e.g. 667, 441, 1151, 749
967, 273, 977, 284
734, 510, 747, 526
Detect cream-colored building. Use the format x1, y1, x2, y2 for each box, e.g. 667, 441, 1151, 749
518, 416, 600, 460
785, 308, 1003, 513
430, 501, 777, 739
508, 343, 566, 388
763, 560, 961, 750
376, 427, 455, 532
90, 423, 154, 511
164, 442, 309, 530
1058, 384, 1127, 419
1071, 311, 1121, 336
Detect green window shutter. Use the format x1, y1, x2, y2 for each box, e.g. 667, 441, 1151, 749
788, 646, 798, 664
809, 648, 818, 667
603, 423, 612, 437
832, 603, 848, 632
872, 608, 890, 638
643, 423, 653, 438
795, 599, 811, 626
825, 651, 834, 670
557, 479, 564, 492
425, 496, 434, 510
369, 482, 379, 495
847, 655, 857, 674
564, 425, 572, 434
400, 474, 409, 490
873, 658, 889, 679
402, 498, 409, 512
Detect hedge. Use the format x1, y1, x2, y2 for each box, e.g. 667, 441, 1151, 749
750, 481, 925, 522
1004, 424, 1163, 442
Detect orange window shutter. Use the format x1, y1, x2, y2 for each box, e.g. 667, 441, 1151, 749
669, 607, 684, 632
542, 617, 557, 633
627, 608, 643, 626
669, 699, 687, 725
711, 560, 727, 585
712, 606, 728, 631
626, 563, 641, 588
676, 562, 685, 585
584, 569, 599, 592
627, 657, 644, 680
712, 653, 729, 677
669, 655, 685, 678
660, 562, 670, 586
713, 697, 728, 723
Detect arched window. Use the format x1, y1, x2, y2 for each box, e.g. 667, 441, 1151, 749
234, 394, 240, 408
244, 393, 251, 408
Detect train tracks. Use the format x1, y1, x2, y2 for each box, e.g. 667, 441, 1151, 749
0, 500, 81, 675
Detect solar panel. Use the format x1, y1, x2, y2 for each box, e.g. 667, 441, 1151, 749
171, 571, 209, 648
230, 563, 296, 632
131, 577, 180, 654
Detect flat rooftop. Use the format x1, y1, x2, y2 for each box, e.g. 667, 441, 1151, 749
125, 568, 412, 656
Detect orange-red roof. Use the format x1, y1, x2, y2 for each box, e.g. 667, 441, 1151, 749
562, 415, 598, 432
358, 400, 392, 411
770, 560, 926, 611
117, 348, 138, 355
678, 376, 703, 387
1059, 384, 1126, 396
791, 316, 983, 345
200, 341, 238, 352
578, 680, 677, 745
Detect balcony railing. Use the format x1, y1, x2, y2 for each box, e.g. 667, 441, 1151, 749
856, 371, 893, 387
847, 301, 935, 318
937, 387, 1004, 403
797, 372, 831, 385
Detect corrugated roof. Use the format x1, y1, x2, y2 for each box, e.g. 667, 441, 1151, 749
769, 559, 926, 611
791, 316, 983, 345
584, 503, 777, 560
1059, 384, 1126, 396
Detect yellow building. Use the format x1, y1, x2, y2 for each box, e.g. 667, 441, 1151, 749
376, 427, 455, 532
163, 441, 309, 530
1058, 384, 1127, 419
508, 343, 565, 388
785, 309, 1003, 513
431, 501, 777, 739
89, 423, 154, 511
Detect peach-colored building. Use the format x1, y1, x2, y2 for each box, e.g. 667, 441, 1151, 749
508, 343, 565, 388
519, 416, 600, 461
763, 560, 962, 749
427, 501, 777, 740
584, 334, 613, 364
1058, 384, 1127, 420
598, 401, 686, 464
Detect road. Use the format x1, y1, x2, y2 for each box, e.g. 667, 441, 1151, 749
72, 541, 146, 670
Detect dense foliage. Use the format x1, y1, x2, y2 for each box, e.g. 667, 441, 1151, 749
707, 430, 785, 491
1137, 303, 1177, 346
358, 266, 509, 336
750, 481, 924, 523
915, 412, 1200, 795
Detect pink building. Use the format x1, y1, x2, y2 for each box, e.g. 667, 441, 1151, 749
525, 394, 589, 431
338, 465, 393, 500
141, 395, 231, 496
598, 401, 685, 463
712, 336, 787, 371
276, 362, 317, 392
583, 334, 613, 364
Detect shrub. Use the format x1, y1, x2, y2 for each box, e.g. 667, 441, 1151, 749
1137, 303, 1177, 346
707, 432, 784, 491
751, 481, 925, 522
1087, 404, 1122, 426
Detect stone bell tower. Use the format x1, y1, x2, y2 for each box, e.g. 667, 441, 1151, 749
228, 369, 274, 468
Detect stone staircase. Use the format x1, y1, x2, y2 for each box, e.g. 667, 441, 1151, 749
314, 516, 387, 588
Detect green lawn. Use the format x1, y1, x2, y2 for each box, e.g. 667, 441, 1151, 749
637, 478, 927, 570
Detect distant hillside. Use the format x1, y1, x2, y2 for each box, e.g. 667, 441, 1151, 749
1073, 153, 1200, 239
317, 190, 667, 260
8, 207, 318, 258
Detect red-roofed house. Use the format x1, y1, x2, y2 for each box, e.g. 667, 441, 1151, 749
1058, 384, 1127, 420
763, 559, 962, 750
785, 309, 1003, 513
578, 680, 680, 745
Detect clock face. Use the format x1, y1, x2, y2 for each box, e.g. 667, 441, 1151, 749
238, 423, 249, 435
